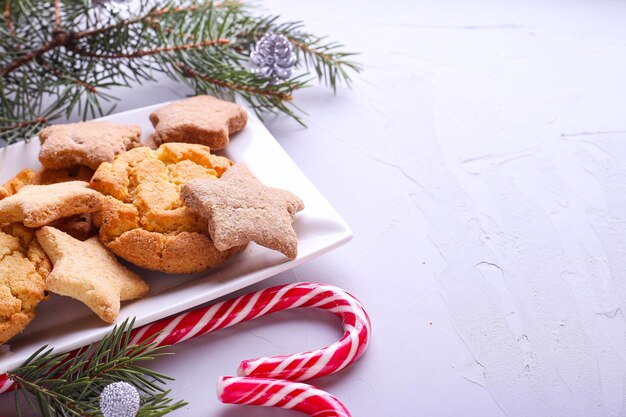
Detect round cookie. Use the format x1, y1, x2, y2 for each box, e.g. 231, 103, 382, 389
90, 143, 245, 274
0, 223, 51, 345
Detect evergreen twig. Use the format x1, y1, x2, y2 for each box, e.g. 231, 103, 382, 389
9, 318, 187, 416
0, 0, 361, 144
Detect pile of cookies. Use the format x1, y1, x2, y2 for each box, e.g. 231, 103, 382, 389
0, 95, 304, 345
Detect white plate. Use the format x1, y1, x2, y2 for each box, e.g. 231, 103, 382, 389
0, 102, 352, 374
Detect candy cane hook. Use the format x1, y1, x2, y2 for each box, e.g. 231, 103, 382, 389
131, 282, 371, 381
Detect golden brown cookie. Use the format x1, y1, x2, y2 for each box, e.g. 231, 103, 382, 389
0, 169, 38, 199
36, 166, 95, 185
0, 181, 103, 228
90, 143, 244, 274
0, 166, 96, 201
36, 226, 149, 323
181, 164, 304, 259
39, 121, 142, 170
149, 95, 247, 150
0, 223, 51, 344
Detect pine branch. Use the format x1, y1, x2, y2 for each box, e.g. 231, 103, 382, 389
175, 63, 294, 101
9, 318, 187, 417
0, 0, 360, 144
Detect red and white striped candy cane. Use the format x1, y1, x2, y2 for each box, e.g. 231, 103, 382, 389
0, 282, 371, 394
130, 282, 371, 381
218, 376, 351, 417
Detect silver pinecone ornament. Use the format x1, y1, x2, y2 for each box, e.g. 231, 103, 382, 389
250, 32, 296, 82
99, 382, 141, 417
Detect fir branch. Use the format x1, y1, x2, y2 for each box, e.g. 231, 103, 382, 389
0, 0, 360, 144
0, 32, 65, 77
9, 318, 187, 417
37, 56, 97, 93
176, 63, 293, 101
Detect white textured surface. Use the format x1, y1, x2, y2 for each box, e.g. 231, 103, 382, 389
3, 0, 626, 415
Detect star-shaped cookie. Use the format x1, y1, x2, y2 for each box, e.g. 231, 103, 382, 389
149, 95, 247, 150
36, 226, 149, 323
0, 181, 103, 227
39, 121, 141, 170
181, 164, 304, 259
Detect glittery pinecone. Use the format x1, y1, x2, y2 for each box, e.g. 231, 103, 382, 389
99, 382, 141, 417
250, 32, 296, 82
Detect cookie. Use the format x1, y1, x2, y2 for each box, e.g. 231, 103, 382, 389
36, 226, 149, 323
0, 223, 51, 344
90, 143, 245, 274
149, 95, 247, 150
37, 166, 95, 185
39, 121, 142, 170
0, 169, 37, 199
181, 164, 304, 259
0, 181, 103, 228
0, 166, 96, 201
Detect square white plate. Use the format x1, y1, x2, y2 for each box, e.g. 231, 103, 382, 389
0, 102, 352, 374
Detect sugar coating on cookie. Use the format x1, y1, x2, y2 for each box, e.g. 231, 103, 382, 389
149, 95, 247, 150
0, 224, 51, 345
181, 164, 304, 259
39, 121, 141, 170
0, 181, 103, 228
36, 226, 149, 323
90, 143, 244, 274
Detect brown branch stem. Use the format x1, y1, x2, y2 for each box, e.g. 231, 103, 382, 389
0, 0, 244, 78
176, 64, 293, 101
38, 57, 96, 93
0, 117, 47, 133
73, 0, 239, 39
1, 28, 72, 77
3, 0, 14, 34
74, 3, 229, 40
54, 0, 61, 29
69, 38, 229, 59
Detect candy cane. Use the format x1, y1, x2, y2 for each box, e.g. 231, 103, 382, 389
217, 376, 351, 417
0, 282, 371, 394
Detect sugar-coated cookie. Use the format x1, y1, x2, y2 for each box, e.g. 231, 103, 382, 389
181, 164, 304, 259
0, 181, 102, 228
90, 143, 245, 274
149, 95, 247, 150
36, 226, 149, 323
39, 121, 141, 170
